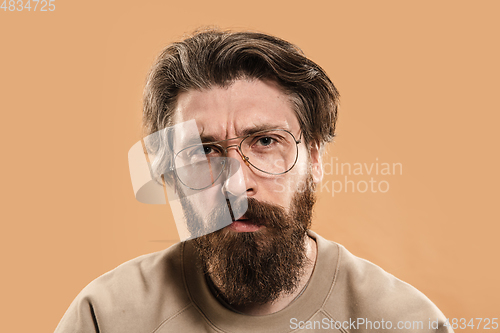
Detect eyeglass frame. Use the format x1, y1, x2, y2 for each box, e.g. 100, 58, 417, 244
172, 128, 303, 190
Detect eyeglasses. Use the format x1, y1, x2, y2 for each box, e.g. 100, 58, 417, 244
173, 129, 302, 190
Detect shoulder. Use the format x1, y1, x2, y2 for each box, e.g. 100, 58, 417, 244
337, 244, 440, 311
56, 242, 193, 333
312, 233, 451, 332
83, 242, 186, 301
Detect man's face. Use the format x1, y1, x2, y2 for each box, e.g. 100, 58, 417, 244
173, 78, 322, 210
173, 78, 323, 305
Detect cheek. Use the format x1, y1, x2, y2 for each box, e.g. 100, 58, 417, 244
287, 146, 311, 183
263, 174, 308, 208
188, 185, 223, 211
269, 148, 310, 196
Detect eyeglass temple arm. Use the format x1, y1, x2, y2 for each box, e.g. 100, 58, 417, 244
296, 131, 303, 144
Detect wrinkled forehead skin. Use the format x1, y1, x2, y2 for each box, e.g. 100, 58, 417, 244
172, 79, 302, 144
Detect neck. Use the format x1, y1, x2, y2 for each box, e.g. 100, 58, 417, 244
222, 234, 317, 316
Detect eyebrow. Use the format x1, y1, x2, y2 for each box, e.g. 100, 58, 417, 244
199, 133, 219, 144
238, 124, 286, 137
191, 124, 290, 145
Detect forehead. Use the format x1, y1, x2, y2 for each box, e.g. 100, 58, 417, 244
172, 79, 300, 140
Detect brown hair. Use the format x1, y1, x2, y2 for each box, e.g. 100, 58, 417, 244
143, 28, 339, 148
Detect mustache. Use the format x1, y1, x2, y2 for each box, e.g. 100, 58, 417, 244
229, 197, 290, 230
183, 195, 292, 237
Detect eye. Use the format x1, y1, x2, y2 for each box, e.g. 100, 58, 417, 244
191, 145, 221, 156
256, 136, 275, 146
203, 145, 215, 154
183, 144, 221, 160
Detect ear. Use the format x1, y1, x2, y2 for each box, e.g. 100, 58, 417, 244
309, 141, 323, 184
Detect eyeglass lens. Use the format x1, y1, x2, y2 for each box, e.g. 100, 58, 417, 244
174, 130, 298, 190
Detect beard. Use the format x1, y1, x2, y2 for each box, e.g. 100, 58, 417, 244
192, 173, 316, 306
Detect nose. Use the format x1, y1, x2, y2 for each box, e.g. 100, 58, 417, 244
223, 145, 257, 197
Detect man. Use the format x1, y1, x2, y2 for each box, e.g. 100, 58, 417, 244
56, 29, 452, 332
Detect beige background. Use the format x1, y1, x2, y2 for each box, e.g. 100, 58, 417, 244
1, 1, 499, 332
